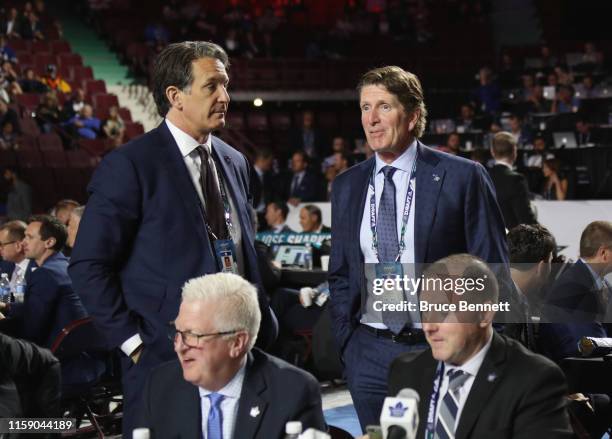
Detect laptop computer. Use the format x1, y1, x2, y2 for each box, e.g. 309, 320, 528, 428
274, 244, 313, 269
553, 132, 578, 149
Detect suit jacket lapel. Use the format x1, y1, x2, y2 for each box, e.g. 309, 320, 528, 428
351, 157, 375, 257
175, 381, 202, 438
414, 143, 444, 262
158, 122, 211, 247
455, 333, 506, 439
235, 353, 268, 439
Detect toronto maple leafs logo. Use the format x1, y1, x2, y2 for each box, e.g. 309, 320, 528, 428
389, 401, 408, 417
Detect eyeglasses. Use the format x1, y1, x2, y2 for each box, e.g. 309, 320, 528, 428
0, 240, 16, 249
167, 323, 240, 348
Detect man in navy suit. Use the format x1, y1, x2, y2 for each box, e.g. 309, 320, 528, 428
540, 221, 612, 361
284, 150, 321, 206
68, 41, 277, 435
328, 66, 509, 430
0, 215, 88, 347
138, 273, 326, 438
0, 220, 34, 290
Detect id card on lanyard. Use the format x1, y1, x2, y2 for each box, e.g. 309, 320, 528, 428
425, 362, 445, 439
210, 157, 239, 275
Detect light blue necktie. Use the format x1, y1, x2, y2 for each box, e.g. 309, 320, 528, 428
207, 392, 224, 439
435, 369, 469, 439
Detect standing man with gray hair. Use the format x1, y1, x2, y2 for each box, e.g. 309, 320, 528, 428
139, 272, 325, 438
329, 65, 509, 430
68, 41, 277, 435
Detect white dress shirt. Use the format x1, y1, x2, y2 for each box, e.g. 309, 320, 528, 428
436, 331, 494, 431
199, 362, 246, 439
10, 258, 30, 290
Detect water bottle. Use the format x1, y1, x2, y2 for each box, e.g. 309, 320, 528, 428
0, 273, 10, 303
13, 274, 26, 303
285, 421, 302, 439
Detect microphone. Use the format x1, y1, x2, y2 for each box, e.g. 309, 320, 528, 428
379, 388, 420, 439
578, 336, 612, 357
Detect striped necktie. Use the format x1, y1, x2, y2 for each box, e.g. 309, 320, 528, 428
435, 369, 469, 439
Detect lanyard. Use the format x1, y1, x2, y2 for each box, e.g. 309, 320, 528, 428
425, 362, 444, 439
199, 150, 234, 241
369, 152, 418, 261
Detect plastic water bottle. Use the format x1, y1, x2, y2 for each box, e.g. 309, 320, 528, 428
0, 273, 10, 303
285, 421, 302, 439
13, 274, 26, 303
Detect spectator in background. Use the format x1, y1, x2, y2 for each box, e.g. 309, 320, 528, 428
509, 114, 534, 148
322, 136, 347, 172
0, 121, 18, 150
438, 132, 460, 155
538, 44, 558, 70
489, 132, 537, 229
251, 148, 275, 224
3, 167, 32, 221
299, 204, 330, 233
35, 92, 62, 133
525, 85, 551, 113
19, 68, 49, 94
66, 205, 84, 249
456, 103, 476, 132
524, 135, 552, 168
65, 104, 101, 139
2, 8, 22, 39
264, 201, 294, 234
41, 65, 71, 94
21, 12, 44, 41
52, 199, 80, 226
103, 105, 126, 147
575, 115, 600, 145
284, 150, 320, 206
473, 66, 501, 114
582, 41, 603, 66
0, 220, 32, 293
61, 88, 86, 120
520, 74, 535, 100
144, 21, 170, 46
552, 85, 579, 114
291, 110, 326, 162
542, 158, 568, 200
334, 151, 351, 174
0, 36, 17, 63
0, 98, 20, 135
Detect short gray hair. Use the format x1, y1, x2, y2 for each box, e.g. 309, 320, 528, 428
181, 273, 261, 350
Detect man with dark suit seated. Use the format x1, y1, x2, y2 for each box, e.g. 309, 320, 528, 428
540, 221, 612, 362
0, 220, 35, 292
138, 272, 326, 438
284, 150, 321, 206
299, 205, 331, 234
264, 201, 294, 234
388, 254, 572, 439
489, 131, 537, 230
68, 42, 277, 436
506, 224, 556, 351
0, 333, 61, 419
0, 215, 88, 347
329, 65, 510, 430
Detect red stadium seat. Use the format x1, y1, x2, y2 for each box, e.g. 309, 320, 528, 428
16, 52, 33, 65
19, 115, 41, 137
15, 94, 41, 113
42, 150, 68, 168
79, 138, 110, 157
0, 150, 17, 167
270, 112, 293, 131
38, 133, 64, 151
8, 40, 29, 52
92, 93, 119, 111
118, 107, 132, 122
34, 53, 56, 73
50, 40, 72, 54
16, 149, 43, 168
124, 122, 144, 140
57, 53, 83, 68
66, 150, 97, 168
21, 167, 57, 212
18, 135, 39, 151
83, 80, 107, 97
31, 41, 51, 53
225, 112, 245, 130
71, 66, 94, 84
246, 112, 268, 131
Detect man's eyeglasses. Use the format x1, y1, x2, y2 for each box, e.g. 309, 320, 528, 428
0, 240, 17, 249
167, 323, 240, 348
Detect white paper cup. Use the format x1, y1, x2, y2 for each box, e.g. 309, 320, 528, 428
320, 255, 330, 271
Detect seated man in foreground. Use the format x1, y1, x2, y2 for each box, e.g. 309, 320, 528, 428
138, 272, 326, 438
388, 254, 572, 439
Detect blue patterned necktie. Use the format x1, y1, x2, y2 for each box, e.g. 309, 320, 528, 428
206, 392, 224, 439
377, 166, 399, 262
435, 369, 470, 439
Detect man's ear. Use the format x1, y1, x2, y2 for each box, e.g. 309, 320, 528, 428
44, 237, 56, 250
166, 86, 183, 111
408, 109, 420, 132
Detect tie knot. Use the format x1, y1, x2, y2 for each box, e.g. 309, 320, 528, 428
381, 166, 397, 180
447, 369, 469, 391
207, 392, 224, 408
